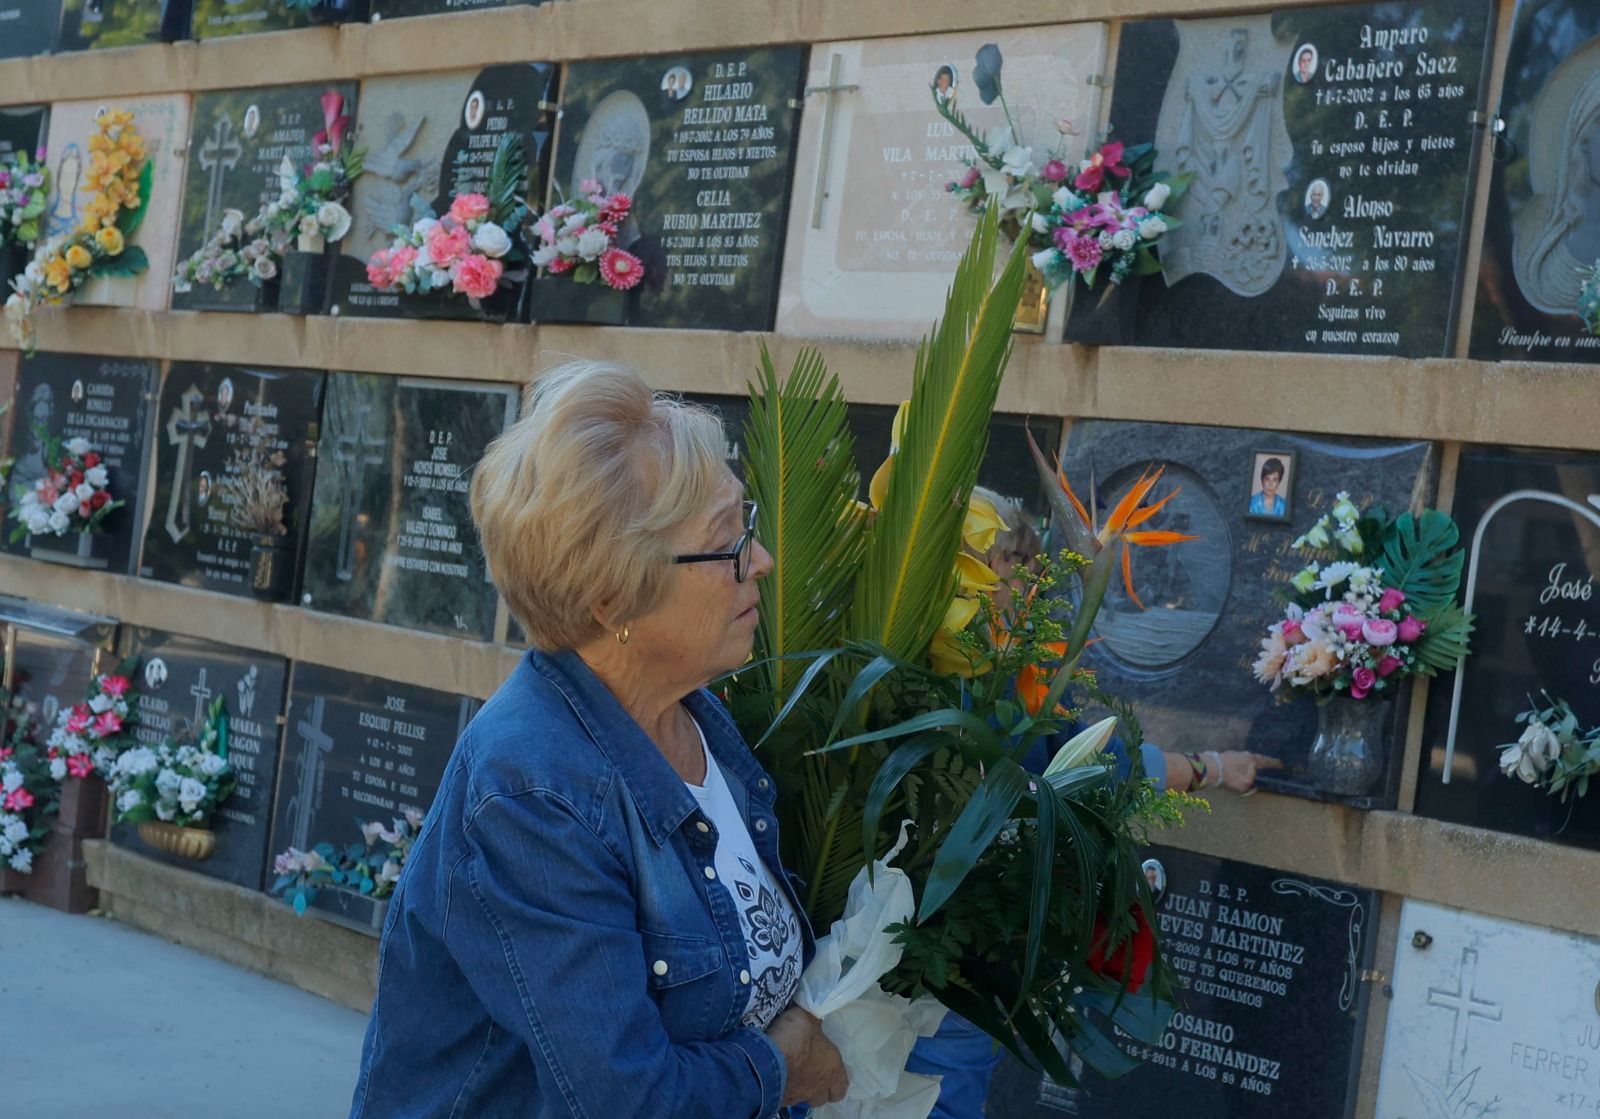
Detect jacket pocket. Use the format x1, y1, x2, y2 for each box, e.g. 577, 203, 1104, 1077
640, 930, 725, 990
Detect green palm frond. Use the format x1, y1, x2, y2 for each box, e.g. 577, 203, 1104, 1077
848, 205, 1030, 661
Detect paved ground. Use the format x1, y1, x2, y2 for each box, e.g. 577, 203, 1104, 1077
0, 895, 368, 1118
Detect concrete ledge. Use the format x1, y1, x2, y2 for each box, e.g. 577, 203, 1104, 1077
84, 840, 378, 1013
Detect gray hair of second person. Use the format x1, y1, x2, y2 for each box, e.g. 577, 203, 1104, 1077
470, 360, 731, 651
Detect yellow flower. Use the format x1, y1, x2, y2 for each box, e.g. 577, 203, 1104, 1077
95, 227, 124, 255
928, 595, 985, 677
889, 399, 910, 452
954, 551, 1001, 595
868, 455, 892, 511
45, 257, 72, 292
962, 492, 1008, 554
65, 244, 93, 271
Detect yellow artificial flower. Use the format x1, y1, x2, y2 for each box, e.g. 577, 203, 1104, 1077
95, 227, 124, 255
889, 399, 910, 452
954, 551, 1001, 595
928, 595, 985, 677
65, 244, 93, 271
44, 256, 73, 292
868, 455, 892, 510
962, 492, 1008, 554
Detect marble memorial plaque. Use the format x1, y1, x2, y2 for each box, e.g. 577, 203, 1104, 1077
1060, 420, 1436, 808
777, 27, 1107, 340
57, 0, 178, 50
1069, 1, 1494, 357
4, 353, 157, 575
0, 3, 63, 59
0, 105, 49, 162
329, 63, 557, 321
544, 48, 806, 330
112, 628, 289, 891
190, 0, 318, 39
1470, 1, 1600, 363
1377, 900, 1600, 1118
267, 661, 476, 879
41, 95, 190, 310
138, 363, 325, 598
372, 0, 532, 17
1415, 446, 1600, 849
174, 81, 360, 312
990, 847, 1376, 1119
300, 372, 515, 640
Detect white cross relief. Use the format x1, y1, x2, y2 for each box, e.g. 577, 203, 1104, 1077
1426, 947, 1503, 1084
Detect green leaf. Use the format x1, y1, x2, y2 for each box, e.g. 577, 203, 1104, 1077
90, 244, 148, 278
861, 734, 943, 866
817, 707, 1004, 761
918, 757, 1030, 922
116, 160, 155, 239
1065, 1015, 1141, 1078
1018, 771, 1056, 1008
1077, 987, 1174, 1046
1380, 510, 1465, 616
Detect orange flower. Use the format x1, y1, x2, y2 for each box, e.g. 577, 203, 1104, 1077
1055, 464, 1197, 609
1016, 642, 1069, 716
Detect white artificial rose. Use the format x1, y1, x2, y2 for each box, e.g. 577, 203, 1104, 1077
472, 222, 513, 260
220, 209, 246, 237
1029, 212, 1052, 235
558, 212, 588, 236
64, 437, 92, 456
298, 214, 320, 239
529, 244, 559, 268
316, 202, 352, 242
85, 465, 108, 487
46, 511, 69, 533
200, 753, 227, 777
155, 801, 175, 822
377, 858, 402, 885
74, 482, 95, 503
555, 236, 579, 258
1031, 247, 1058, 271
1000, 145, 1035, 179
1097, 232, 1114, 250
253, 256, 278, 282
116, 789, 143, 814
1138, 216, 1168, 241
1143, 182, 1172, 210
89, 694, 113, 714
413, 241, 434, 272
3, 818, 26, 844
156, 768, 182, 797
49, 757, 66, 781
1111, 229, 1137, 252
24, 260, 44, 284
28, 513, 51, 535
2, 769, 22, 793
412, 217, 438, 240
8, 848, 31, 873
179, 777, 207, 813
280, 189, 299, 208
575, 227, 609, 261
53, 492, 79, 515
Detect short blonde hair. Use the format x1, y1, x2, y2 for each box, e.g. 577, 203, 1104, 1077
471, 360, 730, 650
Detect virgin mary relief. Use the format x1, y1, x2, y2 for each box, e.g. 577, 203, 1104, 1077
1155, 20, 1294, 296
1512, 37, 1600, 316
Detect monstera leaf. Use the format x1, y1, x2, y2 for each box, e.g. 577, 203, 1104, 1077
973, 44, 1004, 105
1380, 510, 1465, 616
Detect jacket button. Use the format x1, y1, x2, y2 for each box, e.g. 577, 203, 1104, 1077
696, 821, 710, 833
653, 960, 668, 976
704, 867, 717, 880
754, 819, 768, 833
739, 969, 751, 985
757, 778, 769, 790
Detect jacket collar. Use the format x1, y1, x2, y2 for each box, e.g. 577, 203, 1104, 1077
528, 649, 773, 847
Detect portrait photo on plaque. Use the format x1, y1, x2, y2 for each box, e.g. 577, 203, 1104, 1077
1246, 450, 1295, 522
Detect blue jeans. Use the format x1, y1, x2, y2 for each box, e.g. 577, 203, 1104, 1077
906, 1012, 1002, 1119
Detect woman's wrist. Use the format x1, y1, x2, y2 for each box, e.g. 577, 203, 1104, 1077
1182, 751, 1225, 791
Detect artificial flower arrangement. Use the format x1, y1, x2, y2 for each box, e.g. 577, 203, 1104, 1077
723, 208, 1197, 1112
365, 133, 526, 310
7, 431, 122, 543
6, 109, 151, 351
1498, 694, 1600, 801
1252, 494, 1474, 701
271, 808, 423, 914
109, 696, 234, 831
0, 149, 49, 253
526, 179, 644, 291
174, 91, 361, 296
0, 691, 54, 876
44, 659, 140, 781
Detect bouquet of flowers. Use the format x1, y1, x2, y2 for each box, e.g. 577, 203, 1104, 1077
109, 697, 234, 828
175, 91, 361, 294
0, 692, 53, 875
44, 662, 139, 781
1252, 494, 1474, 701
365, 133, 526, 308
725, 209, 1195, 1113
7, 432, 122, 542
0, 149, 48, 251
6, 109, 150, 351
1498, 694, 1600, 801
527, 180, 644, 290
271, 808, 423, 912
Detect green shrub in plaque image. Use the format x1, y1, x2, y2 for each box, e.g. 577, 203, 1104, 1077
56, 0, 190, 50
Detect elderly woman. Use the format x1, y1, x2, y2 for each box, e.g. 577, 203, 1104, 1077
349, 361, 847, 1118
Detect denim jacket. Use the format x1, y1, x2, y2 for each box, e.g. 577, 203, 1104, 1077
349, 648, 816, 1119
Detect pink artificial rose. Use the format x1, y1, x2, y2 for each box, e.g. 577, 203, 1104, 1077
578, 178, 604, 197
1376, 655, 1403, 678
1339, 623, 1365, 642
1398, 615, 1427, 644
1281, 619, 1307, 645
451, 254, 503, 300
1040, 159, 1070, 183
1362, 618, 1398, 646
98, 674, 130, 697
39, 484, 58, 505
1331, 603, 1366, 628
385, 246, 418, 288
66, 705, 92, 734
92, 710, 122, 737
4, 787, 33, 812
1349, 666, 1377, 699
1378, 588, 1407, 614
365, 249, 392, 289
425, 221, 473, 269
958, 166, 981, 189
448, 193, 491, 224
531, 215, 557, 245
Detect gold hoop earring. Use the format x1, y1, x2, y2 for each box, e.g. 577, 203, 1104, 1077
616, 625, 631, 645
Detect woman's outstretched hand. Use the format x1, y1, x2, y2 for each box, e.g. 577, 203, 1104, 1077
768, 1006, 849, 1107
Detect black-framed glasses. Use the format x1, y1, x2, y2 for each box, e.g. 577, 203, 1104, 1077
673, 501, 758, 583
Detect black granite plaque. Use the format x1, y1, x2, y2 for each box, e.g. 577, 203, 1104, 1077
371, 0, 531, 17
4, 353, 157, 575
989, 847, 1375, 1119
4, 621, 114, 731
543, 48, 806, 330
1469, 2, 1600, 363
57, 0, 182, 50
1058, 420, 1436, 808
111, 628, 289, 890
329, 63, 557, 321
1415, 447, 1600, 848
173, 82, 360, 312
300, 372, 515, 639
1068, 1, 1494, 357
137, 363, 324, 598
267, 661, 476, 877
0, 2, 63, 58
0, 105, 48, 162
190, 0, 320, 39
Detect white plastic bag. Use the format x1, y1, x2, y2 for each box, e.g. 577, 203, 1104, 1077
794, 825, 950, 1119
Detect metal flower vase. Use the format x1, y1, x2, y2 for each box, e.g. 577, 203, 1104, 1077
1306, 699, 1387, 798
137, 821, 216, 861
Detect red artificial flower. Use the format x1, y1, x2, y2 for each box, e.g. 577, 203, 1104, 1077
314, 90, 350, 154
67, 753, 94, 779
83, 451, 100, 469
4, 786, 34, 812
598, 247, 644, 291
1086, 905, 1155, 994
92, 710, 122, 738
1073, 141, 1129, 194
99, 675, 130, 697
66, 705, 92, 734
70, 470, 84, 487
0, 746, 12, 761
90, 492, 109, 510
